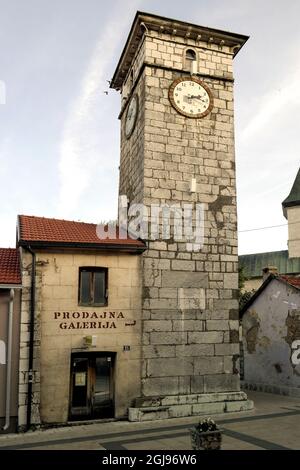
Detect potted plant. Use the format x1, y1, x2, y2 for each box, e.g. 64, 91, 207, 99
190, 417, 222, 450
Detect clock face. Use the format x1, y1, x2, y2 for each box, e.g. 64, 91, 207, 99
169, 77, 213, 118
125, 94, 139, 139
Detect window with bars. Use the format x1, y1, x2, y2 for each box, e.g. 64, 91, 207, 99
79, 268, 108, 306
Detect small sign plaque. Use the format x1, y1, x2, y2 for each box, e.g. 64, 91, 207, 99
75, 372, 86, 386
0, 340, 5, 365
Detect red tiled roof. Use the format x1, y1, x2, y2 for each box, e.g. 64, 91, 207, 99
18, 215, 146, 250
0, 248, 21, 285
280, 275, 300, 289
240, 273, 300, 316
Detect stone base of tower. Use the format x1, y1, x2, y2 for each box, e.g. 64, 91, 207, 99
128, 391, 253, 422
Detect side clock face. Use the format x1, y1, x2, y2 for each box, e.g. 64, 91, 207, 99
169, 77, 213, 118
125, 94, 139, 139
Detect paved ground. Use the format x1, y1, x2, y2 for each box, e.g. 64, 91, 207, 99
0, 391, 299, 450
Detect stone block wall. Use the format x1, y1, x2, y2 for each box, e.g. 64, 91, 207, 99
120, 30, 241, 400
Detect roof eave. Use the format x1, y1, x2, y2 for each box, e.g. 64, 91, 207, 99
239, 274, 276, 317
110, 11, 249, 90
282, 199, 300, 219
282, 169, 300, 217
18, 239, 146, 254
0, 283, 22, 289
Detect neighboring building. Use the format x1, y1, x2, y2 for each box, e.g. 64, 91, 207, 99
0, 248, 22, 433
17, 215, 146, 429
282, 168, 300, 258
110, 11, 252, 421
240, 167, 300, 292
239, 251, 300, 292
240, 274, 300, 397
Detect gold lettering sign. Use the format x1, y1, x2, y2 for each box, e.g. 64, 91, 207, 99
52, 311, 136, 330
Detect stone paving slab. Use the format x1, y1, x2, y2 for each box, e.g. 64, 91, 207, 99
0, 391, 299, 450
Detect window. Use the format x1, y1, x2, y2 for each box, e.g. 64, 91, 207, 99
186, 49, 196, 61
79, 268, 108, 306
184, 48, 197, 73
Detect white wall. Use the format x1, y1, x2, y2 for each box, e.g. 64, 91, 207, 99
287, 206, 300, 258
242, 278, 300, 395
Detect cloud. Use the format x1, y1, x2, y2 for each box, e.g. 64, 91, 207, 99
0, 135, 13, 175
0, 79, 6, 104
57, 1, 142, 218
240, 61, 300, 143
0, 212, 17, 248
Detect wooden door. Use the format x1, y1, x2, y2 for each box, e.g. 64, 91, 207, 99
69, 353, 114, 420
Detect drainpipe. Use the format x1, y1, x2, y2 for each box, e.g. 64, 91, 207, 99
2, 289, 14, 431
26, 246, 36, 431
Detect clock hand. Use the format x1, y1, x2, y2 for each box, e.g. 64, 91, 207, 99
183, 94, 207, 105
190, 95, 206, 102
183, 95, 193, 104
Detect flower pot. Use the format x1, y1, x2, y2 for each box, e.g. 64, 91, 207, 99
190, 429, 222, 450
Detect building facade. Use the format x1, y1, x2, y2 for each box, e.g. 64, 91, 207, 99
282, 168, 300, 259
17, 215, 145, 429
0, 248, 21, 433
239, 251, 300, 292
240, 275, 300, 397
111, 12, 252, 420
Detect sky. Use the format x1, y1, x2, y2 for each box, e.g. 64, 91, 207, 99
0, 0, 299, 254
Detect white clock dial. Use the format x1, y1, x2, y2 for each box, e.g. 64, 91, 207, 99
125, 94, 138, 138
169, 78, 213, 118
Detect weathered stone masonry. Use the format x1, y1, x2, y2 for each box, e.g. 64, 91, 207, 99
113, 13, 253, 419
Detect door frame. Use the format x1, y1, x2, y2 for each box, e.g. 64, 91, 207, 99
69, 351, 116, 421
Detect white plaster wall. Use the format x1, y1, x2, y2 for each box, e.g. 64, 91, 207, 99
242, 279, 300, 391
287, 206, 300, 258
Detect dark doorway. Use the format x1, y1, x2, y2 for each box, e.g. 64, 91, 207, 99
69, 352, 115, 420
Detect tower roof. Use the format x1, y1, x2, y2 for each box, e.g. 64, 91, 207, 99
110, 11, 249, 90
282, 168, 300, 218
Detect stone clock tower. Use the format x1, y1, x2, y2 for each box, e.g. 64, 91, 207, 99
111, 12, 253, 420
